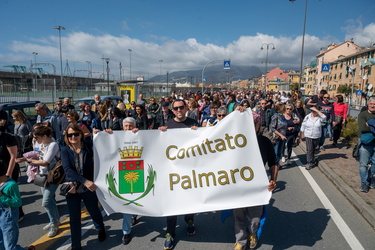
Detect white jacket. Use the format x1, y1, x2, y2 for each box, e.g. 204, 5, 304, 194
300, 113, 326, 139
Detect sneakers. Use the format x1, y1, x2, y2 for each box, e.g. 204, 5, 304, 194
43, 223, 53, 231
360, 183, 369, 193
164, 233, 174, 250
186, 220, 195, 235
48, 225, 59, 237
320, 146, 325, 151
122, 233, 131, 245
98, 229, 106, 242
305, 165, 311, 170
234, 242, 245, 250
281, 156, 286, 163
249, 234, 258, 249
286, 159, 292, 165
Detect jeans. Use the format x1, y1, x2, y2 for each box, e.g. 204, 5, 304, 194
273, 138, 285, 164
66, 191, 105, 249
319, 120, 331, 147
122, 214, 132, 234
358, 143, 375, 185
41, 184, 60, 225
0, 204, 24, 250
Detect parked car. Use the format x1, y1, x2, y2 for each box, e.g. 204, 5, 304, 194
74, 95, 123, 110
0, 101, 51, 131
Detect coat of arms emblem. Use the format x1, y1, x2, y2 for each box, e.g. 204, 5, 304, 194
106, 146, 156, 207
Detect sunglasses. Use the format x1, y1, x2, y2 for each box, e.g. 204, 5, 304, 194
286, 108, 293, 110
173, 106, 185, 111
323, 97, 329, 99
217, 114, 226, 117
67, 132, 80, 138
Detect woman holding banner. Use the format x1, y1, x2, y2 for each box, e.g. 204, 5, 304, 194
62, 124, 106, 250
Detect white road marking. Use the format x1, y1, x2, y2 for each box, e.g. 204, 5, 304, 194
292, 152, 365, 250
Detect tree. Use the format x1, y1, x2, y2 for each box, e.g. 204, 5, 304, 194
337, 84, 357, 98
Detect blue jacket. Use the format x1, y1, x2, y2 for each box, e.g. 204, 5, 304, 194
61, 139, 94, 184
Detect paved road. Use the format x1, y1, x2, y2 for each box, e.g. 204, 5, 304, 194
17, 146, 375, 249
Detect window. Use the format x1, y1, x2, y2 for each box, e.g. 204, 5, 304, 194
339, 73, 342, 79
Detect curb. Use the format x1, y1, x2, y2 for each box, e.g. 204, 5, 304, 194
298, 142, 375, 229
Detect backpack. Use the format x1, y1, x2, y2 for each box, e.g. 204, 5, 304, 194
47, 157, 66, 184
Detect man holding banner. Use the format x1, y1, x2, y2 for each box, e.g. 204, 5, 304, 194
158, 99, 199, 250
233, 108, 278, 250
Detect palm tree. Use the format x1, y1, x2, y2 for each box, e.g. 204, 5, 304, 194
124, 171, 140, 194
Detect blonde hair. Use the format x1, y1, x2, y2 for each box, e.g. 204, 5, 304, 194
12, 110, 27, 124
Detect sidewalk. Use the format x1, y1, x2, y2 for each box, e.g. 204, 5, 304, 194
298, 138, 375, 229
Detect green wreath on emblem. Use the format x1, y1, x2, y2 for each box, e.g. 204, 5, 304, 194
106, 164, 157, 207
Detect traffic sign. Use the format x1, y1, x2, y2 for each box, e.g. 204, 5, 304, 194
356, 90, 363, 96
203, 77, 207, 82
238, 77, 242, 81
322, 64, 330, 72
224, 60, 230, 70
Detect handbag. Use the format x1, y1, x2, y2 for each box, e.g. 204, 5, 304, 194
335, 115, 343, 124
59, 183, 73, 196
34, 174, 48, 187
47, 159, 66, 184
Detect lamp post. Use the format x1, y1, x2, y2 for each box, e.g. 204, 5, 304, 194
86, 61, 92, 96
159, 60, 163, 83
54, 26, 65, 96
105, 58, 110, 95
260, 43, 275, 91
290, 0, 308, 95
32, 52, 38, 92
128, 49, 132, 80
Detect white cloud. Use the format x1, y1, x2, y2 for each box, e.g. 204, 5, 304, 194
121, 20, 130, 31
344, 19, 375, 47
1, 23, 374, 79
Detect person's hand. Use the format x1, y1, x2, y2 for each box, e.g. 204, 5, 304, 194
332, 121, 336, 126
15, 157, 26, 163
268, 180, 277, 191
132, 128, 139, 133
236, 106, 246, 112
158, 126, 168, 131
104, 129, 113, 134
342, 120, 346, 125
84, 180, 97, 192
93, 129, 101, 134
191, 126, 198, 130
281, 135, 287, 140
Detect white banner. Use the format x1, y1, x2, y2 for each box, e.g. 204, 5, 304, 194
93, 110, 271, 217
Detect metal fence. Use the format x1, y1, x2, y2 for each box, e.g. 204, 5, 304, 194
0, 78, 110, 103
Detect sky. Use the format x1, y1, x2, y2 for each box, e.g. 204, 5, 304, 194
0, 0, 374, 80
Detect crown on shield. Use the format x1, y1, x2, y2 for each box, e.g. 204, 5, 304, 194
118, 146, 144, 159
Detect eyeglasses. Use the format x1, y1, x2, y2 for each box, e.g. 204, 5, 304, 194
172, 106, 185, 111
286, 108, 293, 110
323, 97, 329, 99
67, 132, 80, 138
217, 114, 226, 117
260, 103, 266, 105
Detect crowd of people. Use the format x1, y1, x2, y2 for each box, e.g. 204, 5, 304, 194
1, 87, 373, 249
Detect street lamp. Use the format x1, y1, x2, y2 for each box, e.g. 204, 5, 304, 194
260, 43, 275, 91
159, 60, 163, 83
128, 49, 132, 80
54, 26, 65, 96
105, 58, 110, 95
290, 0, 308, 95
86, 61, 92, 96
